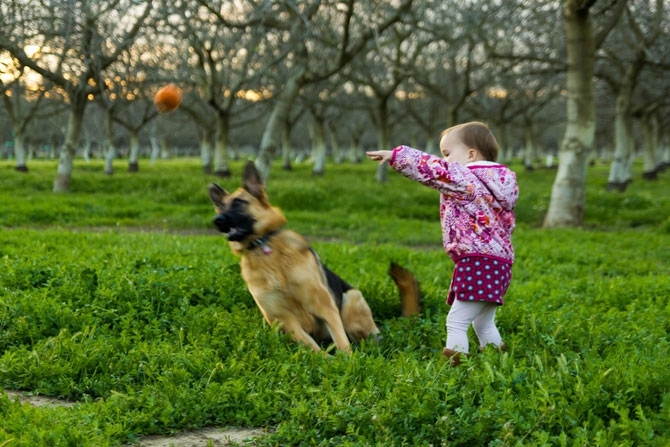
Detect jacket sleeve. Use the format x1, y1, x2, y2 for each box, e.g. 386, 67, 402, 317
390, 146, 477, 200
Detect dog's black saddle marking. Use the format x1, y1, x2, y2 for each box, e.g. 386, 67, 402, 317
311, 249, 352, 310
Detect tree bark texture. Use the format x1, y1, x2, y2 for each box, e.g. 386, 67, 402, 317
543, 1, 596, 227
13, 127, 28, 172
310, 116, 327, 176
53, 107, 85, 192
640, 111, 660, 180
256, 62, 307, 183
607, 86, 634, 191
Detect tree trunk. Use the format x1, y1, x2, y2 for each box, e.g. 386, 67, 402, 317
641, 110, 660, 180
374, 117, 390, 183
83, 139, 92, 162
160, 138, 170, 159
128, 130, 140, 172
256, 60, 307, 183
523, 123, 535, 171
104, 111, 115, 175
374, 103, 390, 183
327, 122, 344, 164
53, 107, 85, 192
543, 1, 596, 227
607, 85, 634, 192
661, 141, 670, 171
311, 116, 327, 176
150, 136, 160, 164
13, 127, 28, 172
349, 133, 362, 163
213, 114, 231, 177
200, 128, 212, 175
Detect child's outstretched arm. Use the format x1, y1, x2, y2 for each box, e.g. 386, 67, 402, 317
366, 150, 394, 165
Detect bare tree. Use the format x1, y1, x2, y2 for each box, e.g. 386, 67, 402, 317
544, 0, 627, 227
0, 64, 64, 172
0, 2, 67, 171
177, 0, 270, 177
195, 0, 413, 182
600, 0, 666, 191
0, 0, 154, 192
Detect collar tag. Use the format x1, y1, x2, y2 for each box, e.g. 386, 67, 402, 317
261, 244, 272, 255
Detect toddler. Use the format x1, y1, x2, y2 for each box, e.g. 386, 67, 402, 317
367, 121, 518, 365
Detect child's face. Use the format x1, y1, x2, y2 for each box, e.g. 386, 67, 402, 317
439, 131, 481, 165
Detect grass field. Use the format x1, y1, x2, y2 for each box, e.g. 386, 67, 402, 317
1, 158, 669, 446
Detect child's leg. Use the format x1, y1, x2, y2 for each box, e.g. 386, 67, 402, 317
472, 303, 503, 349
445, 300, 487, 353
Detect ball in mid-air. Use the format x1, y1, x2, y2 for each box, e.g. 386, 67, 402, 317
154, 84, 182, 113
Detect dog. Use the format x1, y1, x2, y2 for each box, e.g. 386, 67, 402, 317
208, 161, 420, 353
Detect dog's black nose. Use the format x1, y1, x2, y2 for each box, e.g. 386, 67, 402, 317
213, 214, 230, 232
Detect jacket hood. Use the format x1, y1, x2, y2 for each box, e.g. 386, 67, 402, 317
468, 161, 518, 211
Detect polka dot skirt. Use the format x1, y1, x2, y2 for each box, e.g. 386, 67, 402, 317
447, 256, 512, 306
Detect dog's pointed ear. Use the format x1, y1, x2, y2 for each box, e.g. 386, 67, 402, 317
242, 161, 265, 199
208, 183, 228, 208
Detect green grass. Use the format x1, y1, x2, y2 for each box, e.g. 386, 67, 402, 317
0, 158, 669, 446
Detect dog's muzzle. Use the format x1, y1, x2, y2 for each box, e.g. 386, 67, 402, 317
212, 212, 255, 242
213, 214, 231, 233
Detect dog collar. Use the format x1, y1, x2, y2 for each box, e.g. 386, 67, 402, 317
248, 229, 281, 254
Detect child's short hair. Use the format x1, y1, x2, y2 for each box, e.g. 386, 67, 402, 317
440, 121, 499, 162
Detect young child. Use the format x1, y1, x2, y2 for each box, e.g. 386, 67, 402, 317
366, 121, 518, 365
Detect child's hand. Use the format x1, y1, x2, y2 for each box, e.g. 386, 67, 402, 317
366, 150, 393, 165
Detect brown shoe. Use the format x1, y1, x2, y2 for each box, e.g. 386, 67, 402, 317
442, 348, 468, 366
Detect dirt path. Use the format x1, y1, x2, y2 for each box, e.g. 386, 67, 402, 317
4, 390, 265, 446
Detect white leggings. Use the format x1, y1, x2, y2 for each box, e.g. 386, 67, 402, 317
446, 300, 502, 353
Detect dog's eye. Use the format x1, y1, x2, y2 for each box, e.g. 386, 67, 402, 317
230, 198, 248, 210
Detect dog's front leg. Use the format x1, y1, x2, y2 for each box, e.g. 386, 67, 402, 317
281, 319, 324, 353
310, 291, 352, 354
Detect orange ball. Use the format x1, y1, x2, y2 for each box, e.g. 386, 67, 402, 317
154, 84, 182, 113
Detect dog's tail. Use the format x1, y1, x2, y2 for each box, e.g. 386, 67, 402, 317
389, 262, 422, 317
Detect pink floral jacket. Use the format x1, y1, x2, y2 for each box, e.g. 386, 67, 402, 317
390, 146, 518, 263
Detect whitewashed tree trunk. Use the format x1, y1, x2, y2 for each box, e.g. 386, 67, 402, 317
641, 111, 660, 180
104, 146, 116, 175
523, 124, 536, 170
54, 108, 85, 192
546, 154, 555, 168
661, 141, 670, 169
128, 130, 140, 172
150, 136, 160, 164
104, 111, 116, 175
607, 85, 635, 191
82, 140, 92, 162
200, 129, 212, 175
310, 116, 327, 175
13, 127, 28, 172
257, 61, 306, 183
544, 1, 596, 227
160, 139, 170, 159
327, 122, 343, 164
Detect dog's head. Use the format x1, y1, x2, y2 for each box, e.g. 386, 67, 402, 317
208, 161, 286, 248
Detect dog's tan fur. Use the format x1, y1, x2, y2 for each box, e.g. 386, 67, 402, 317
209, 161, 419, 353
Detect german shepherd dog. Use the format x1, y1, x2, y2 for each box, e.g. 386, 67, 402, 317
208, 161, 420, 353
